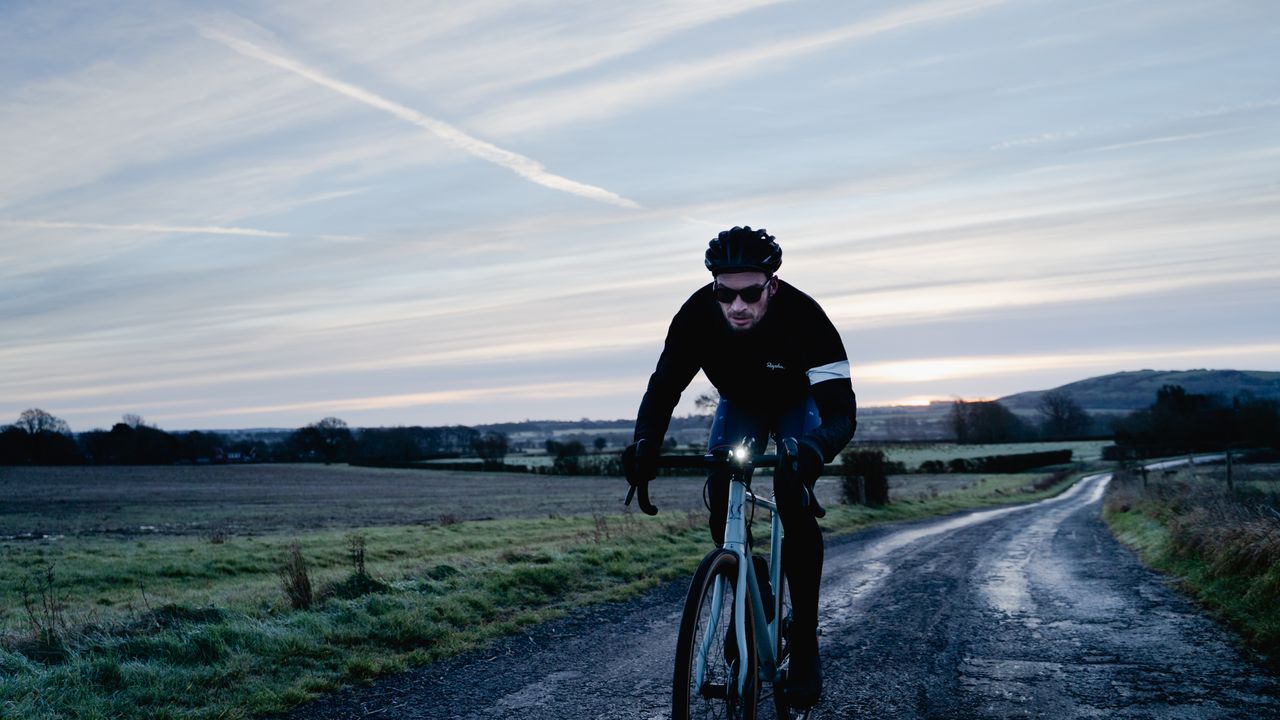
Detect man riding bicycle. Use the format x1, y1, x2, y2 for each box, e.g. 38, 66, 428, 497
623, 225, 857, 709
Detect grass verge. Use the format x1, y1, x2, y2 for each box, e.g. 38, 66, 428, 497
1102, 464, 1280, 669
1, 468, 1084, 719
819, 469, 1081, 533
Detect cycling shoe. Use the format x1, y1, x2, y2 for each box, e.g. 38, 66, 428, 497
785, 634, 822, 709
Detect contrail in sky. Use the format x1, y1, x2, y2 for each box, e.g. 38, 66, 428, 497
1, 219, 286, 237
0, 219, 361, 241
200, 28, 642, 210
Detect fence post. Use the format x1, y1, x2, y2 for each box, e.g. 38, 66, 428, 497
1227, 397, 1238, 492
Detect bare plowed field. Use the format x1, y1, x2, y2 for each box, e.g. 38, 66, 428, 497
0, 464, 1058, 538
0, 464, 674, 537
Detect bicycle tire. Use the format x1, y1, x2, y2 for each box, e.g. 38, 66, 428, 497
673, 549, 758, 720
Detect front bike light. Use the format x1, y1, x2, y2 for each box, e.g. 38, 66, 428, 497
733, 446, 748, 463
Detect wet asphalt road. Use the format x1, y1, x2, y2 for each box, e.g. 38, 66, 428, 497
288, 472, 1280, 719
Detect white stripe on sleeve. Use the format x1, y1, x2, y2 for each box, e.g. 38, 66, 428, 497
806, 360, 850, 385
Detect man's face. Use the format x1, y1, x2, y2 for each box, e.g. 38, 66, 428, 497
713, 271, 776, 332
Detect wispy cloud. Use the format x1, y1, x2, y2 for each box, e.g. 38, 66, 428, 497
2, 219, 279, 238
991, 97, 1280, 153
822, 266, 1280, 330
199, 28, 642, 209
1088, 129, 1240, 153
3, 1, 1275, 429
990, 130, 1083, 150
448, 0, 788, 103
1178, 97, 1280, 121
148, 379, 630, 421
1, 319, 667, 407
476, 0, 1011, 136
857, 343, 1280, 384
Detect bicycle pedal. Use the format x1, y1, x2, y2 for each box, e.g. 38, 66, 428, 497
698, 681, 727, 700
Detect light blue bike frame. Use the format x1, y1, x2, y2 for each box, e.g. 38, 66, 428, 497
694, 464, 786, 699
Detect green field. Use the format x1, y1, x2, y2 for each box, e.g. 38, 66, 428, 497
0, 461, 1088, 719
856, 439, 1111, 467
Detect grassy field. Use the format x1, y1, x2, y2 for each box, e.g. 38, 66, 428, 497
1103, 462, 1280, 669
0, 462, 1086, 719
855, 439, 1111, 467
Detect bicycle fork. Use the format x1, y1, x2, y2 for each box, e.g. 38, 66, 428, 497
703, 475, 786, 699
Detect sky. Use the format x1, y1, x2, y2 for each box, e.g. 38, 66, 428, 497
1, 0, 1277, 431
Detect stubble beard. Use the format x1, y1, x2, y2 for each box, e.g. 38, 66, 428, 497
725, 310, 761, 332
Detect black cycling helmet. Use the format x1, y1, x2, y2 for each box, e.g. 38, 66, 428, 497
704, 226, 782, 276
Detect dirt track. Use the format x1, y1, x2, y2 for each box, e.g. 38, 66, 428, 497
285, 472, 1280, 719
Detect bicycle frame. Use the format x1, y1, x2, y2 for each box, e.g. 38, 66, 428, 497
628, 440, 813, 717
694, 463, 786, 698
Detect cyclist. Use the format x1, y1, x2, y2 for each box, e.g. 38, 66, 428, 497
623, 225, 857, 709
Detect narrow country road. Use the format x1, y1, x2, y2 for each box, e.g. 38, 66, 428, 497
288, 471, 1280, 719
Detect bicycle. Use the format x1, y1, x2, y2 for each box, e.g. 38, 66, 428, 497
626, 438, 824, 720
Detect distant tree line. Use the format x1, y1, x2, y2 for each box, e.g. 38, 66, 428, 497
11, 384, 1273, 468
81, 421, 236, 465
0, 408, 485, 466
345, 424, 478, 464
948, 389, 1097, 443
0, 409, 295, 465
1110, 385, 1280, 458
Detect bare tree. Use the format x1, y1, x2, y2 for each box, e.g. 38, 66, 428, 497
15, 408, 71, 436
695, 389, 721, 431
950, 400, 1030, 443
315, 417, 354, 463
1037, 390, 1092, 438
473, 432, 509, 468
121, 413, 146, 429
948, 399, 970, 443
289, 417, 354, 464
694, 390, 720, 414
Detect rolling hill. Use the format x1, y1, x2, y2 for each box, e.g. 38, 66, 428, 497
998, 369, 1280, 412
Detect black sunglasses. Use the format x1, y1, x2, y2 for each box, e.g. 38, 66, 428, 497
713, 282, 770, 304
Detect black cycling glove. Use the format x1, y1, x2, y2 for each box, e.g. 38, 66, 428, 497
778, 436, 827, 518
778, 436, 824, 487
621, 439, 659, 487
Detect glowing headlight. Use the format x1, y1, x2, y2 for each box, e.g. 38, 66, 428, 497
733, 447, 747, 462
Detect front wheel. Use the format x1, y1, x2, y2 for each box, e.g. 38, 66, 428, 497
673, 549, 758, 720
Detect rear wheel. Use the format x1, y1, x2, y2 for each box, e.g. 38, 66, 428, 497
673, 549, 758, 720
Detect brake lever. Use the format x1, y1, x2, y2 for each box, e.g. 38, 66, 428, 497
624, 480, 659, 517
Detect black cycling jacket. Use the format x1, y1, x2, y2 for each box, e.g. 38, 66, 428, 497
633, 280, 857, 462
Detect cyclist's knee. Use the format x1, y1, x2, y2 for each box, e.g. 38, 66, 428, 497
775, 484, 822, 541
